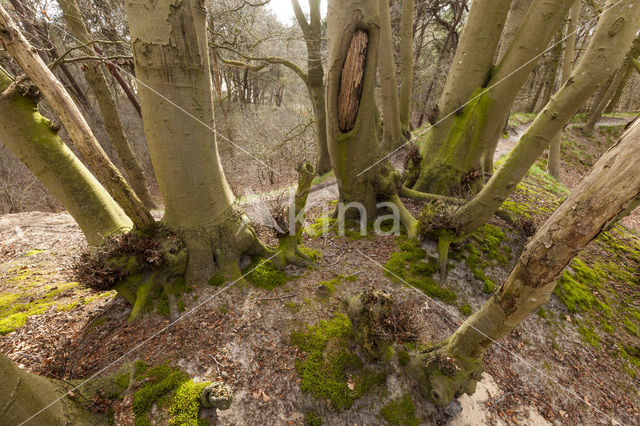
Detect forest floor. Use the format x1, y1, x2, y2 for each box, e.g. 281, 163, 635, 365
1, 117, 640, 425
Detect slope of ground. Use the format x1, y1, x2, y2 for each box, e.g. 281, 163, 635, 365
0, 120, 639, 425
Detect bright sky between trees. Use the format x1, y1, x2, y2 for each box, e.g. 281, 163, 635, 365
268, 0, 327, 24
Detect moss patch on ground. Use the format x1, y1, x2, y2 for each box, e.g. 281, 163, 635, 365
291, 314, 387, 410
0, 281, 79, 334
384, 237, 457, 303
317, 273, 358, 294
242, 258, 288, 290
132, 361, 210, 426
379, 394, 419, 426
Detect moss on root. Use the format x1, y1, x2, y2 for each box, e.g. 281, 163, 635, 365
379, 394, 419, 426
384, 237, 457, 303
291, 314, 386, 410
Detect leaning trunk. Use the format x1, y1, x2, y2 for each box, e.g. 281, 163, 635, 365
0, 68, 132, 245
547, 0, 580, 178
451, 0, 640, 237
411, 117, 640, 406
582, 66, 626, 136
0, 4, 155, 232
0, 353, 106, 425
413, 0, 572, 193
58, 0, 156, 209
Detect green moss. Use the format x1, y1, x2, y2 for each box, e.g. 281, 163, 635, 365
305, 410, 322, 426
243, 258, 288, 290
114, 373, 130, 393
577, 324, 601, 349
305, 217, 336, 238
450, 225, 511, 294
618, 344, 640, 378
317, 274, 358, 294
397, 350, 410, 366
459, 303, 472, 316
0, 282, 80, 334
132, 363, 210, 425
56, 301, 78, 311
291, 314, 385, 410
168, 380, 211, 426
537, 307, 547, 319
24, 249, 45, 256
384, 237, 456, 303
207, 274, 225, 287
554, 259, 608, 314
284, 302, 300, 312
379, 394, 419, 426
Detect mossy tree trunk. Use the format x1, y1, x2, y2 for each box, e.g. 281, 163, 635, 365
547, 0, 580, 178
450, 0, 640, 237
410, 0, 512, 195
412, 0, 573, 194
411, 117, 640, 406
326, 0, 414, 231
378, 0, 405, 151
0, 4, 155, 232
399, 0, 414, 130
58, 0, 156, 210
480, 1, 572, 175
0, 67, 132, 245
0, 353, 107, 425
124, 0, 269, 284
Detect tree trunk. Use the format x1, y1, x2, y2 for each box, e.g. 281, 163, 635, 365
0, 353, 106, 425
0, 68, 132, 245
0, 4, 155, 232
582, 66, 626, 136
93, 44, 143, 117
6, 0, 91, 109
496, 0, 534, 62
537, 32, 563, 112
291, 0, 331, 175
413, 0, 572, 194
526, 66, 547, 113
399, 0, 414, 130
547, 0, 580, 178
378, 0, 404, 151
58, 0, 156, 210
451, 0, 640, 237
411, 117, 640, 406
411, 0, 512, 195
124, 0, 268, 283
604, 61, 633, 113
326, 0, 383, 216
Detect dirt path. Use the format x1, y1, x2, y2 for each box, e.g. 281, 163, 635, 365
493, 116, 633, 161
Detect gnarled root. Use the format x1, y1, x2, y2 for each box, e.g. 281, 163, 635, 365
406, 342, 483, 407
345, 289, 395, 360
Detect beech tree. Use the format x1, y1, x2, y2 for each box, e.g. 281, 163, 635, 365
406, 115, 640, 406
408, 0, 574, 195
